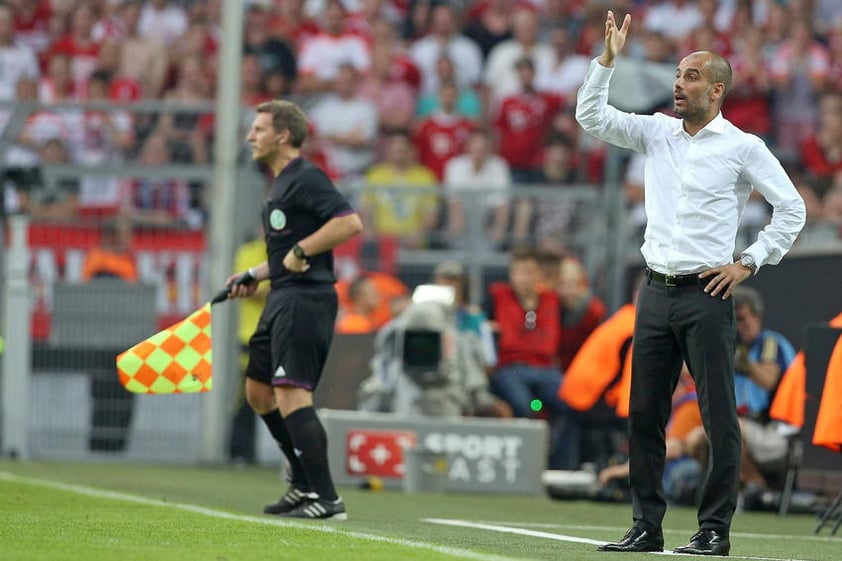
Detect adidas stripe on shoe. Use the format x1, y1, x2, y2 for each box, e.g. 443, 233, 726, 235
277, 497, 347, 520
263, 487, 317, 515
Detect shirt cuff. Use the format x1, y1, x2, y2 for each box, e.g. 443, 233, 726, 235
589, 57, 615, 83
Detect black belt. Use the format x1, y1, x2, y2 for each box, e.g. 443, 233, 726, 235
645, 268, 703, 287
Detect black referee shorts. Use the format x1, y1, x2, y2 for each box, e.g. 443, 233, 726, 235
245, 284, 338, 391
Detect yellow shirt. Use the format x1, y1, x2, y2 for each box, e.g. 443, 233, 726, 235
234, 238, 267, 344
362, 164, 438, 236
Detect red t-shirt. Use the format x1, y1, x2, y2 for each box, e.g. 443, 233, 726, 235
494, 91, 563, 170
489, 282, 561, 368
412, 114, 475, 180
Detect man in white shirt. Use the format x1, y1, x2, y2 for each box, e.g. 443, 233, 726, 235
0, 4, 40, 101
410, 4, 483, 97
310, 64, 378, 181
443, 128, 512, 250
577, 11, 805, 556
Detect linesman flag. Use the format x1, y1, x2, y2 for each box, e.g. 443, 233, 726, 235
115, 275, 249, 394
116, 304, 213, 394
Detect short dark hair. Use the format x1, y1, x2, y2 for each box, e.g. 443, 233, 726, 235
510, 246, 540, 264
255, 100, 308, 148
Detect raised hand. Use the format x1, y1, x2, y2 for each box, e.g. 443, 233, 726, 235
599, 10, 632, 68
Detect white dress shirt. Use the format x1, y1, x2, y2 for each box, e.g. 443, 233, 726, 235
576, 59, 805, 275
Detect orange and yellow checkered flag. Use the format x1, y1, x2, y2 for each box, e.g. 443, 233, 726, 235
116, 304, 213, 394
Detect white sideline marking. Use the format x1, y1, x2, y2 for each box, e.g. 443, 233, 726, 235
471, 521, 842, 543
0, 472, 530, 561
422, 518, 816, 561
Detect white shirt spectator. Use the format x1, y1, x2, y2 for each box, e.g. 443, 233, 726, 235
310, 95, 378, 179
298, 33, 371, 82
410, 35, 483, 96
535, 54, 591, 99
443, 153, 511, 210
484, 40, 555, 102
0, 42, 39, 100
643, 1, 704, 41
139, 1, 188, 46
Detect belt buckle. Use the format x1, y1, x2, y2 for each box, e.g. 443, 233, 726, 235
664, 274, 678, 287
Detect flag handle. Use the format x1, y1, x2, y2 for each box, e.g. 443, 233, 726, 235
210, 271, 256, 305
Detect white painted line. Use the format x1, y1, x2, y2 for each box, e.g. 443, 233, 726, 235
0, 472, 531, 561
422, 518, 817, 561
469, 521, 842, 543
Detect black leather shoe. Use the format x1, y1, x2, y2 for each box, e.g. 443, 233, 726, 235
673, 529, 731, 556
598, 526, 664, 552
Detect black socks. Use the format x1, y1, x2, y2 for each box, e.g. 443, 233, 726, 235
284, 406, 338, 501
259, 410, 309, 491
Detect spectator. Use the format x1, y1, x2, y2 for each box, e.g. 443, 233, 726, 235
0, 3, 41, 101
155, 54, 212, 164
126, 132, 199, 230
442, 127, 511, 250
556, 256, 607, 372
526, 134, 582, 250
81, 216, 137, 282
463, 0, 514, 60
111, 0, 167, 99
409, 3, 483, 97
728, 287, 798, 491
26, 137, 80, 222
268, 0, 321, 50
335, 275, 381, 334
38, 52, 75, 102
415, 55, 482, 120
535, 27, 590, 104
10, 0, 53, 54
484, 7, 553, 104
243, 3, 296, 90
240, 53, 271, 107
493, 57, 563, 183
309, 63, 379, 180
642, 0, 703, 44
94, 39, 141, 102
296, 0, 370, 95
45, 2, 100, 94
359, 131, 438, 249
800, 93, 842, 193
721, 25, 772, 141
485, 246, 566, 468
138, 0, 188, 46
769, 18, 830, 155
368, 17, 421, 93
357, 41, 417, 146
432, 260, 498, 374
412, 79, 476, 180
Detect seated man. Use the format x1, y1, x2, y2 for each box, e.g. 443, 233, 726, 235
486, 247, 565, 467
731, 286, 797, 490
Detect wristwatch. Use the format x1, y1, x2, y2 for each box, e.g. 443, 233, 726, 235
739, 253, 757, 274
292, 243, 309, 261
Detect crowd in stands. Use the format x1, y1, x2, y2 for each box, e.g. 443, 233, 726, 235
2, 0, 841, 248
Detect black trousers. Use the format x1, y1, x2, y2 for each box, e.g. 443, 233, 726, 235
629, 278, 741, 533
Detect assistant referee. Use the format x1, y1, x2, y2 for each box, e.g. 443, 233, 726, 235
226, 100, 363, 520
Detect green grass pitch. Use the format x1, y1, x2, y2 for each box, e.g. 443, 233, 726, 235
1, 461, 839, 561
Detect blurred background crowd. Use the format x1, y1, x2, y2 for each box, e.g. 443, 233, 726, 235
2, 0, 842, 246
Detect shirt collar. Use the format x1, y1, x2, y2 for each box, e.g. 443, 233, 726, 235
672, 111, 726, 136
